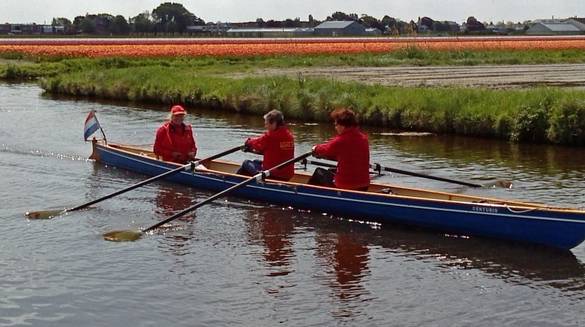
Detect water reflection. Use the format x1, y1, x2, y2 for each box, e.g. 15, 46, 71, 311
154, 184, 195, 218
153, 184, 197, 257
245, 207, 295, 277
249, 208, 585, 297
85, 149, 585, 306
315, 230, 370, 303
372, 227, 585, 293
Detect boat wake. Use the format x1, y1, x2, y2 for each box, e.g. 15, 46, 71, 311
0, 144, 87, 161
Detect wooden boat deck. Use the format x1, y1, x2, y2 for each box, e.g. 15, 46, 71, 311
108, 143, 576, 212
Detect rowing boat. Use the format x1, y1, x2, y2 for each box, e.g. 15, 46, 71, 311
90, 140, 585, 250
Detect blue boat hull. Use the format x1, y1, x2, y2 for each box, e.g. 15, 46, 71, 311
92, 142, 585, 250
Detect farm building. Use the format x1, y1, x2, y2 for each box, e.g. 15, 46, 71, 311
314, 21, 367, 36
526, 19, 585, 35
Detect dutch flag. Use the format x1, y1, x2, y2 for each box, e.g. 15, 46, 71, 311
84, 110, 101, 141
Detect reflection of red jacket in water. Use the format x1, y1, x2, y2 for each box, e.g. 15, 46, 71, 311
313, 127, 370, 190
154, 122, 197, 164
246, 126, 295, 181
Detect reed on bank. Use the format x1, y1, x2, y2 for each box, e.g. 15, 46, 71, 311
40, 64, 585, 146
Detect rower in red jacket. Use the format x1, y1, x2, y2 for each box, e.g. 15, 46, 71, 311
310, 108, 370, 191
237, 110, 295, 181
153, 105, 197, 164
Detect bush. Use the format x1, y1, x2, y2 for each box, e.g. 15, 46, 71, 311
547, 99, 585, 145
510, 103, 550, 143
2, 64, 19, 80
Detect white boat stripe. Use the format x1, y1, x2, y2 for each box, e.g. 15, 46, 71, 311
101, 147, 585, 225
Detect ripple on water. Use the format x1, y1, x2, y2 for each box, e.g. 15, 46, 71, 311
2, 83, 585, 326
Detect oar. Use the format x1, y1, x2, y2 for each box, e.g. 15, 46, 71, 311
103, 151, 312, 242
304, 159, 512, 189
25, 145, 244, 220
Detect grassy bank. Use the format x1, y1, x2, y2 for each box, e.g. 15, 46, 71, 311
40, 64, 585, 145
3, 51, 585, 145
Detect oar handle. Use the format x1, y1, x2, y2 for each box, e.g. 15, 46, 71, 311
197, 145, 246, 165
376, 165, 483, 188
142, 152, 312, 233
69, 145, 244, 212
305, 159, 483, 188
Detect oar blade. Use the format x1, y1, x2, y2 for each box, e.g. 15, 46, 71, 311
483, 180, 513, 189
103, 230, 142, 242
25, 209, 66, 220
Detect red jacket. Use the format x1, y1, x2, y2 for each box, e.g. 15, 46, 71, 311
314, 127, 370, 190
247, 126, 295, 181
153, 122, 197, 164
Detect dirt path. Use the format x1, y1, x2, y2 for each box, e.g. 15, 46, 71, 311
241, 64, 585, 89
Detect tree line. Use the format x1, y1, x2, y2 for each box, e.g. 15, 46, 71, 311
52, 2, 204, 35
50, 2, 491, 35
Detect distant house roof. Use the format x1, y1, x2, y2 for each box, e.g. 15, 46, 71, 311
567, 19, 585, 30
314, 21, 355, 29
528, 19, 585, 34
543, 22, 581, 32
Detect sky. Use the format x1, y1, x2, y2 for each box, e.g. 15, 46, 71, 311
0, 0, 583, 24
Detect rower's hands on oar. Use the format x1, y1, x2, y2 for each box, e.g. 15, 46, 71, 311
311, 145, 322, 159
241, 139, 255, 153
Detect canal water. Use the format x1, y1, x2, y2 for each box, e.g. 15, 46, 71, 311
1, 83, 584, 326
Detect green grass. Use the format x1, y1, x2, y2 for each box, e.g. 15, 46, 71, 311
3, 48, 585, 81
3, 51, 585, 145
39, 64, 585, 146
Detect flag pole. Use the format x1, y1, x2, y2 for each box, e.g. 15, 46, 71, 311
84, 110, 107, 144
94, 111, 107, 144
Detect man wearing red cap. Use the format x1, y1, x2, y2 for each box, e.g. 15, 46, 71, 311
153, 105, 197, 164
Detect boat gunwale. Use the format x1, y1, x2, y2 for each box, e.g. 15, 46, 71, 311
100, 142, 584, 215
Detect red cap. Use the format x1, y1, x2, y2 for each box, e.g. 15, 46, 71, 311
170, 105, 186, 116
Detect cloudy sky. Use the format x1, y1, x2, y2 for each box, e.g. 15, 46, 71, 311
1, 0, 583, 24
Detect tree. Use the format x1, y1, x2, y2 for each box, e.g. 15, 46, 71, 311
327, 11, 357, 21
74, 14, 117, 35
265, 19, 282, 28
131, 11, 154, 33
283, 18, 301, 28
95, 14, 115, 34
406, 20, 417, 36
419, 17, 434, 29
359, 14, 383, 31
79, 16, 96, 34
72, 15, 85, 33
111, 15, 130, 34
432, 21, 450, 32
381, 15, 397, 33
466, 16, 485, 32
52, 17, 72, 33
152, 2, 204, 34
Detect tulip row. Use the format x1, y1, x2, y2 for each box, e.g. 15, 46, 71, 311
2, 37, 585, 58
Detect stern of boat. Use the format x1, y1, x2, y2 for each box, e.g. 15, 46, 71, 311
89, 137, 102, 161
